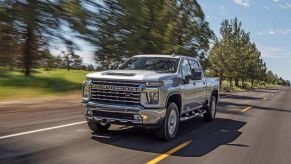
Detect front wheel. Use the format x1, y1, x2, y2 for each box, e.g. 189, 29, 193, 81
87, 121, 111, 132
204, 96, 217, 121
155, 102, 180, 141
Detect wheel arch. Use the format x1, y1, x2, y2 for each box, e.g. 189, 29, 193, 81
166, 92, 182, 114
207, 89, 219, 106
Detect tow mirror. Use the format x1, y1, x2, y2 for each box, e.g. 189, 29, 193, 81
191, 68, 202, 80
110, 64, 118, 70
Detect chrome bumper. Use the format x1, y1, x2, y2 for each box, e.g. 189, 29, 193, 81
82, 102, 166, 126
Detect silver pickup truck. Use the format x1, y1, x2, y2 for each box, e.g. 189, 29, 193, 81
82, 54, 219, 141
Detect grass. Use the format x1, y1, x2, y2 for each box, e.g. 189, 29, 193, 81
0, 69, 91, 100
221, 80, 277, 93
0, 68, 278, 100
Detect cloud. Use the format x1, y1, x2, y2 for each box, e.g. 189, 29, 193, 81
268, 29, 275, 34
259, 46, 290, 59
260, 47, 284, 58
273, 0, 279, 2
256, 28, 291, 35
278, 3, 291, 9
234, 0, 250, 7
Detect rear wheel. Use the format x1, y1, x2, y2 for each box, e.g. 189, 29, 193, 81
204, 96, 217, 121
155, 102, 180, 141
87, 121, 111, 132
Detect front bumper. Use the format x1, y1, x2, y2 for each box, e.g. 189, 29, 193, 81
82, 102, 166, 127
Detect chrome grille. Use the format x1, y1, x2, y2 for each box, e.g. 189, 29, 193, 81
90, 80, 142, 105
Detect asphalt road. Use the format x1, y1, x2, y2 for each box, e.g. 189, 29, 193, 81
0, 87, 290, 164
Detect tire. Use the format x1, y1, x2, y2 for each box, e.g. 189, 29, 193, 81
155, 102, 180, 141
87, 120, 111, 132
204, 95, 217, 121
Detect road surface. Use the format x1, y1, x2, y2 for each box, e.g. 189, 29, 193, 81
0, 87, 290, 164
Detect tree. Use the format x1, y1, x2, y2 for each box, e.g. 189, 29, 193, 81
73, 0, 213, 69
54, 55, 64, 69
209, 17, 269, 88
71, 54, 83, 69
87, 64, 95, 71
37, 49, 56, 69
61, 40, 83, 70
0, 5, 21, 69
0, 0, 86, 76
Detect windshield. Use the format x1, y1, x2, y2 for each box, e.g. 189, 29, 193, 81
118, 57, 179, 73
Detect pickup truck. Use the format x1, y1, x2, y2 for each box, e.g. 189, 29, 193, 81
82, 54, 219, 141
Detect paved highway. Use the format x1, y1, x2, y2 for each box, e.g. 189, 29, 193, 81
0, 87, 290, 164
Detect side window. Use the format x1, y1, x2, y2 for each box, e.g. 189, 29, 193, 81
181, 59, 192, 78
189, 60, 200, 69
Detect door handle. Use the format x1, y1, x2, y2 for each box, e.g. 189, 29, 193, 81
203, 82, 206, 85
193, 82, 196, 85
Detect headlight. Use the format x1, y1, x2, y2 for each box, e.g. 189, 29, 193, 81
145, 81, 163, 87
82, 79, 92, 100
147, 92, 159, 104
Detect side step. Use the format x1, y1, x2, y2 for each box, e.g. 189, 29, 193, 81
180, 110, 206, 121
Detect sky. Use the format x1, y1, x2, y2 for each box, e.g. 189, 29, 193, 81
198, 0, 291, 80
52, 0, 291, 80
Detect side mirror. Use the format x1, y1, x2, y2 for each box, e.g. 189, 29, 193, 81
191, 68, 202, 80
184, 75, 192, 84
110, 64, 118, 70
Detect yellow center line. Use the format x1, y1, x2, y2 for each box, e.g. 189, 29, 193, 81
241, 106, 251, 112
145, 140, 192, 164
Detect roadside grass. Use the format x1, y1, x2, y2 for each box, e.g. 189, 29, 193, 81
221, 80, 277, 93
0, 69, 91, 100
0, 68, 279, 100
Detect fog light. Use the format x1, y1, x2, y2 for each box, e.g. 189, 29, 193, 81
147, 92, 159, 104
87, 109, 93, 115
133, 114, 142, 120
140, 114, 148, 120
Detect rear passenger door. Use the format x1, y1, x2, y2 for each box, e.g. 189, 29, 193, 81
188, 59, 207, 106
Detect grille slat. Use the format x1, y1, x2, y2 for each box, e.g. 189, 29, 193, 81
92, 94, 140, 100
90, 80, 142, 105
92, 80, 140, 87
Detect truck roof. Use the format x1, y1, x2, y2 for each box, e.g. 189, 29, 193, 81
133, 54, 192, 59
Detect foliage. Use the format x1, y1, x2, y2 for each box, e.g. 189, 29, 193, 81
208, 18, 284, 89
73, 0, 214, 69
0, 0, 85, 76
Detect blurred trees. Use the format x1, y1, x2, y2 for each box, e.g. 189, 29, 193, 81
75, 0, 214, 69
0, 0, 86, 76
209, 18, 283, 88
0, 0, 288, 85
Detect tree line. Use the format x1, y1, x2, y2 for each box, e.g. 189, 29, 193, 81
208, 18, 288, 88
0, 0, 213, 74
0, 0, 289, 86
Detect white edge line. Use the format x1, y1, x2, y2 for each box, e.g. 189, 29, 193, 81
0, 121, 87, 140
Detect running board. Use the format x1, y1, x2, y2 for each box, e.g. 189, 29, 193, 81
180, 110, 206, 121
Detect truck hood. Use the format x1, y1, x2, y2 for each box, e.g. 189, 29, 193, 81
86, 70, 176, 81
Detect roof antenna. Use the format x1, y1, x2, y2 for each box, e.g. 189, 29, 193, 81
171, 53, 176, 57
